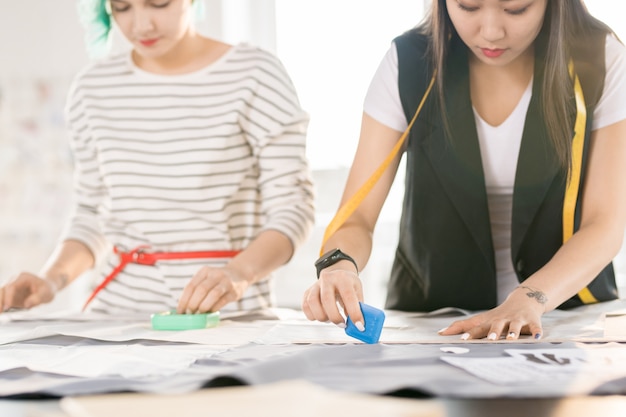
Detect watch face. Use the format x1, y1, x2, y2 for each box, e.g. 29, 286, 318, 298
316, 248, 340, 267
315, 248, 357, 278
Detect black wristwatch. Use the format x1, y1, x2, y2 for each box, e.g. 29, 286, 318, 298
315, 248, 358, 279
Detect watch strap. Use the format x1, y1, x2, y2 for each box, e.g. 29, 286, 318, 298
315, 248, 358, 278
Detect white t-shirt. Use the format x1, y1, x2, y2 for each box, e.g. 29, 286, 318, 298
364, 35, 626, 303
63, 44, 315, 314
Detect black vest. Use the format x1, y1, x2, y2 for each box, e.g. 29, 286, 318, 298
386, 28, 618, 312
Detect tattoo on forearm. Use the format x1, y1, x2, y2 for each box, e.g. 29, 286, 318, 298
520, 285, 548, 305
49, 274, 69, 293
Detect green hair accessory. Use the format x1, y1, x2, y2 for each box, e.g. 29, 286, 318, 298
77, 0, 112, 59
192, 0, 206, 22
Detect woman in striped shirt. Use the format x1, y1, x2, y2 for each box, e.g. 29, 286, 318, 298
0, 0, 315, 315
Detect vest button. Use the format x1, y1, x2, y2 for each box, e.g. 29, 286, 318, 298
516, 260, 525, 273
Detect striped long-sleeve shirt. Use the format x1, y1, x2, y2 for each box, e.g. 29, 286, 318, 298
62, 44, 315, 314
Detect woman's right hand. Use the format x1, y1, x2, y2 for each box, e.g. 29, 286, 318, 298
302, 265, 365, 330
0, 272, 57, 312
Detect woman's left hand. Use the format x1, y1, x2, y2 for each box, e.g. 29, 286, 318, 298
177, 265, 250, 314
438, 286, 546, 341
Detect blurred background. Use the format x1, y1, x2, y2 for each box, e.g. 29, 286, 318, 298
0, 0, 623, 312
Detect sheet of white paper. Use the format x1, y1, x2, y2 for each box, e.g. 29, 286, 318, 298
0, 320, 264, 346
540, 300, 626, 341
0, 341, 227, 378
0, 311, 282, 346
256, 301, 626, 344
441, 344, 626, 394
256, 308, 471, 344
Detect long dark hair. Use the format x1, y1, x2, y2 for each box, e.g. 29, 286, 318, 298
417, 0, 613, 171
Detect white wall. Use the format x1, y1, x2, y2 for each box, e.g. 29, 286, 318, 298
0, 0, 90, 312
271, 0, 425, 308
0, 1, 88, 78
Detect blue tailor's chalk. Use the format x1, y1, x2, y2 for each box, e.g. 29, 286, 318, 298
345, 302, 385, 344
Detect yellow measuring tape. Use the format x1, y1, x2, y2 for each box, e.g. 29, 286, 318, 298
319, 72, 437, 255
565, 62, 598, 304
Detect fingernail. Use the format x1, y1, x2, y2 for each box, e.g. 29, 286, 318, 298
534, 333, 542, 340
336, 322, 346, 329
355, 321, 365, 332
461, 333, 470, 340
507, 332, 516, 339
438, 327, 448, 333
488, 332, 497, 341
